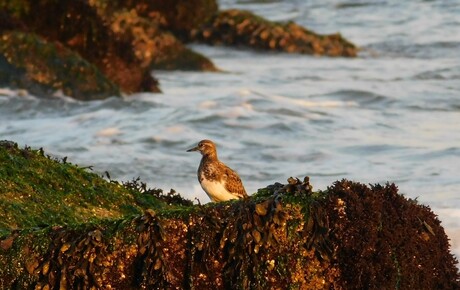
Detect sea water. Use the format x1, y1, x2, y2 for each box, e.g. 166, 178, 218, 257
1, 0, 459, 261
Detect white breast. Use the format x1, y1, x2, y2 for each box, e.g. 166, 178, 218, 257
200, 178, 239, 202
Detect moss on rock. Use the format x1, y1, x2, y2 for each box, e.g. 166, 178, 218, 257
0, 140, 188, 235
0, 31, 120, 100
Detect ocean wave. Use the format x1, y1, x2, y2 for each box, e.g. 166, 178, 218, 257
340, 144, 410, 155
412, 66, 460, 81
317, 89, 395, 108
365, 41, 460, 59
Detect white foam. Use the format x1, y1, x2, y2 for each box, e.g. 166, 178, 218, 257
199, 100, 217, 109
96, 127, 122, 137
244, 89, 358, 108
166, 125, 186, 134
0, 88, 17, 96
271, 94, 358, 108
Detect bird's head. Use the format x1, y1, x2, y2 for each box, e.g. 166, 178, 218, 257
187, 139, 217, 158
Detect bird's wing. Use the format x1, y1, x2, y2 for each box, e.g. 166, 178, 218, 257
221, 163, 248, 198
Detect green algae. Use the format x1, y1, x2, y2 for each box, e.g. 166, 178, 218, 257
0, 141, 167, 234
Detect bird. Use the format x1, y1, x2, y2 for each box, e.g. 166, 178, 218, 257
187, 139, 248, 202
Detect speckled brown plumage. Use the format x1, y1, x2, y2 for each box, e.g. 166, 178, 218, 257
187, 139, 248, 202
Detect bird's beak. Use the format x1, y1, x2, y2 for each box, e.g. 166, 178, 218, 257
187, 146, 199, 152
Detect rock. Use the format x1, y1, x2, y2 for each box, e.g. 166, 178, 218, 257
0, 31, 120, 100
0, 141, 169, 233
131, 0, 219, 39
105, 8, 218, 71
0, 141, 458, 288
317, 180, 460, 289
0, 0, 360, 99
191, 9, 358, 57
1, 0, 161, 94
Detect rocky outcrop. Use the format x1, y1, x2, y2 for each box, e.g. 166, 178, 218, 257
0, 0, 223, 98
129, 0, 218, 39
105, 9, 218, 72
0, 31, 120, 100
0, 0, 161, 95
0, 141, 458, 289
1, 0, 361, 99
191, 9, 357, 57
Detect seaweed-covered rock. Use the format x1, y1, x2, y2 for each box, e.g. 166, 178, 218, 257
0, 143, 458, 289
0, 31, 120, 100
1, 0, 360, 100
322, 180, 459, 289
132, 0, 219, 39
107, 9, 217, 71
0, 0, 160, 94
191, 9, 358, 57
